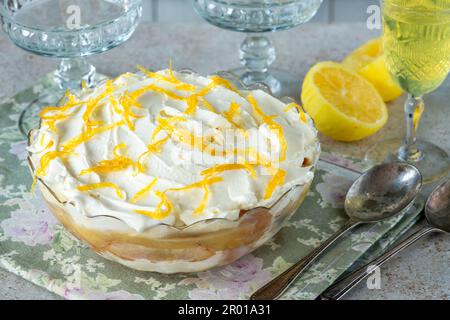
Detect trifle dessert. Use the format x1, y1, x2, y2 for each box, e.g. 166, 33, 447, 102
27, 68, 320, 273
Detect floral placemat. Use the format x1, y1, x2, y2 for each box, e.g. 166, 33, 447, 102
0, 75, 423, 300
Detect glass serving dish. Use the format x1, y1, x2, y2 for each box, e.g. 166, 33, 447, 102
0, 0, 142, 135
193, 0, 323, 98
26, 69, 321, 273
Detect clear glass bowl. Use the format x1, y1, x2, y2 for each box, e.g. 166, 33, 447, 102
27, 69, 320, 273
193, 0, 323, 98
194, 0, 323, 32
0, 0, 142, 58
0, 0, 142, 135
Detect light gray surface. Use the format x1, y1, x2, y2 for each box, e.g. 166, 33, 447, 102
0, 22, 449, 300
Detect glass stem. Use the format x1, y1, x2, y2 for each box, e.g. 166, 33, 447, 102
239, 34, 275, 84
399, 94, 425, 162
54, 57, 96, 90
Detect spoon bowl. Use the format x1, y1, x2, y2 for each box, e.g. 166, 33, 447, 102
345, 162, 422, 222
425, 180, 450, 232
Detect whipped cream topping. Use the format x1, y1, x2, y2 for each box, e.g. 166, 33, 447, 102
29, 69, 319, 231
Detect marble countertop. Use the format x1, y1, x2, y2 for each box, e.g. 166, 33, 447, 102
0, 22, 448, 300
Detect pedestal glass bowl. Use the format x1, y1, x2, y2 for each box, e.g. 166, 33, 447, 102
0, 0, 142, 135
193, 0, 323, 98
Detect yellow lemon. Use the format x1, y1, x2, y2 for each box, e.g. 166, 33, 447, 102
343, 38, 403, 102
301, 61, 388, 142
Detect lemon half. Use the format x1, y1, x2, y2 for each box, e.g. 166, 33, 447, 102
343, 38, 403, 102
301, 61, 388, 142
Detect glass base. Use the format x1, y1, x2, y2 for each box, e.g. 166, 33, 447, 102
365, 138, 450, 184
229, 67, 301, 100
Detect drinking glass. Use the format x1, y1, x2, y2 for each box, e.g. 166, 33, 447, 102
365, 0, 450, 183
193, 0, 323, 98
0, 0, 142, 135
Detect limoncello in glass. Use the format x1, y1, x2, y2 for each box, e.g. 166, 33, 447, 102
383, 0, 450, 96
365, 0, 450, 184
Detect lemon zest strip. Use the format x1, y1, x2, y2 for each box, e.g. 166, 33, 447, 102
199, 97, 217, 113
134, 190, 173, 220
136, 135, 170, 173
201, 164, 256, 179
247, 94, 287, 161
113, 143, 126, 157
264, 169, 286, 199
137, 65, 197, 92
79, 156, 135, 176
284, 103, 308, 123
167, 176, 223, 214
77, 182, 125, 200
130, 177, 158, 203
223, 101, 246, 131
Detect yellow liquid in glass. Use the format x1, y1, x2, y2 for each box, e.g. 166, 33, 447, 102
382, 0, 450, 96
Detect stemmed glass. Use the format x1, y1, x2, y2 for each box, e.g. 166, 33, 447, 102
0, 0, 142, 135
193, 0, 323, 98
365, 0, 450, 184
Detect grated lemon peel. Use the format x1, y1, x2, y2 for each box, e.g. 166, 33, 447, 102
77, 182, 125, 200
167, 176, 223, 214
134, 190, 173, 220
284, 103, 308, 124
264, 168, 286, 199
79, 153, 135, 177
201, 163, 256, 179
130, 177, 158, 204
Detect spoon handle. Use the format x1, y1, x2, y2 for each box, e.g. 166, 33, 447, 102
250, 220, 358, 300
319, 226, 440, 300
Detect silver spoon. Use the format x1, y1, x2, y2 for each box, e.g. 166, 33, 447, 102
250, 162, 422, 300
319, 179, 450, 300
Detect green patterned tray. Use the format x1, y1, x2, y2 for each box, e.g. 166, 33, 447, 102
0, 75, 423, 300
